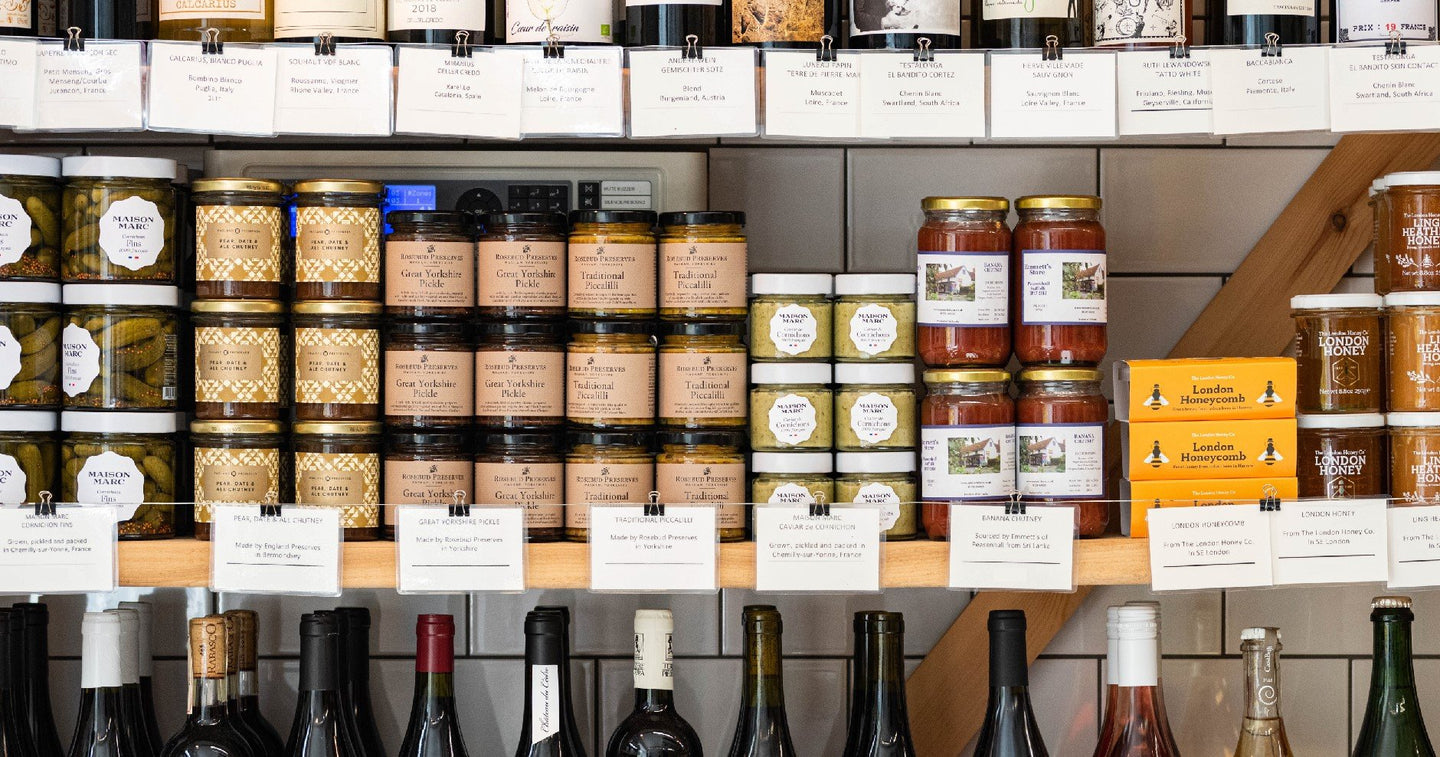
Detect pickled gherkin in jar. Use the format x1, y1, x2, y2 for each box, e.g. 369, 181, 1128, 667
60, 411, 177, 539
61, 285, 180, 410
0, 282, 62, 408
0, 155, 62, 281
60, 157, 179, 284
0, 411, 58, 506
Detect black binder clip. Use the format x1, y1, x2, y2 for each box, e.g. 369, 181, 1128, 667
1170, 34, 1190, 60
201, 27, 222, 55
64, 26, 84, 52
1042, 35, 1062, 61
913, 37, 933, 62
644, 492, 665, 517
33, 491, 56, 518
261, 494, 282, 518
1005, 493, 1028, 516
1260, 484, 1282, 513
682, 33, 703, 60
1386, 30, 1407, 57
451, 30, 472, 59
314, 32, 335, 56
543, 27, 564, 59
447, 491, 470, 518
1261, 31, 1282, 58
816, 34, 836, 63
808, 492, 830, 518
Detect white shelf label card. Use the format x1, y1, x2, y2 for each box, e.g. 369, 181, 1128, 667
1115, 48, 1214, 136
858, 51, 986, 140
989, 51, 1118, 139
511, 46, 625, 137
33, 40, 144, 131
762, 50, 861, 139
755, 505, 883, 593
1328, 45, 1440, 133
0, 38, 38, 129
395, 46, 523, 140
0, 506, 117, 594
1389, 504, 1440, 588
1270, 499, 1388, 585
396, 506, 526, 594
1148, 504, 1274, 591
627, 47, 757, 137
275, 44, 394, 136
146, 42, 279, 136
589, 504, 718, 593
1209, 45, 1330, 135
210, 505, 343, 596
947, 504, 1076, 592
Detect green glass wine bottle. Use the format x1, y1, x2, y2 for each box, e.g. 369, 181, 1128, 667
725, 606, 795, 757
1353, 596, 1437, 757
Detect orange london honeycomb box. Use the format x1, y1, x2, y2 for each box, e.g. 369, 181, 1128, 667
1120, 478, 1299, 538
1120, 418, 1298, 481
1113, 358, 1297, 422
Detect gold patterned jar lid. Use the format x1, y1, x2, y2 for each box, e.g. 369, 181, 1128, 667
293, 421, 383, 436
292, 179, 384, 195
192, 300, 285, 314
292, 301, 383, 316
191, 420, 285, 435
192, 178, 286, 194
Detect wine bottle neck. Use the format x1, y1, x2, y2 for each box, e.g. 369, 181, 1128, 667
235, 669, 258, 698
742, 628, 786, 708
300, 634, 342, 692
988, 626, 1028, 689
190, 677, 230, 721
1242, 642, 1283, 720
859, 631, 910, 733
1371, 617, 1418, 691
412, 671, 456, 711
1113, 635, 1159, 688
635, 687, 677, 711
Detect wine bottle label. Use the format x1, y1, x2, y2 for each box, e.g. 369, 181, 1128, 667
733, 0, 827, 42
531, 664, 561, 744
849, 0, 960, 38
918, 251, 1008, 327
0, 0, 32, 29
981, 0, 1072, 21
1335, 0, 1436, 41
627, 0, 721, 7
505, 0, 613, 43
160, 0, 267, 21
1225, 0, 1312, 16
387, 0, 487, 31
275, 0, 387, 39
1019, 250, 1107, 325
1093, 0, 1185, 45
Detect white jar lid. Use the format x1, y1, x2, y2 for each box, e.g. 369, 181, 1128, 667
751, 362, 831, 384
63, 284, 180, 307
751, 273, 834, 296
1384, 292, 1440, 307
835, 273, 915, 296
1371, 177, 1389, 195
1384, 171, 1440, 187
836, 451, 916, 474
1387, 412, 1440, 428
0, 281, 61, 304
1297, 413, 1384, 429
834, 362, 915, 385
752, 451, 833, 474
62, 411, 177, 434
0, 155, 62, 179
62, 156, 178, 181
1290, 293, 1382, 310
0, 410, 58, 432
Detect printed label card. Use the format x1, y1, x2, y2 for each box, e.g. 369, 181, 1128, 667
1329, 44, 1440, 133
394, 46, 523, 139
989, 51, 1118, 139
0, 506, 117, 594
1209, 45, 1330, 134
0, 38, 38, 129
1148, 504, 1274, 591
1115, 48, 1214, 135
762, 50, 861, 139
857, 51, 986, 139
274, 44, 394, 136
33, 40, 144, 131
627, 47, 757, 137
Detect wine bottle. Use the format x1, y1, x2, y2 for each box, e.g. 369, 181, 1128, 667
725, 606, 795, 757
1353, 596, 1437, 757
113, 608, 162, 757
841, 612, 916, 757
605, 610, 703, 757
1332, 0, 1437, 42
624, 0, 728, 47
224, 611, 285, 757
1235, 628, 1292, 757
386, 0, 489, 43
398, 615, 469, 757
1090, 606, 1122, 757
841, 618, 870, 757
971, 0, 1084, 48
844, 0, 960, 50
974, 611, 1048, 757
1207, 0, 1317, 45
283, 612, 358, 757
0, 608, 35, 757
1101, 605, 1179, 757
68, 612, 137, 757
13, 603, 64, 757
161, 616, 258, 757
532, 607, 587, 751
223, 614, 271, 757
335, 609, 384, 757
730, 0, 838, 46
119, 603, 165, 757
515, 610, 585, 757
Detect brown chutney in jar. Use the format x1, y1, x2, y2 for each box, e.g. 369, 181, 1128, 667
1291, 293, 1385, 415
383, 430, 474, 539
292, 420, 382, 541
475, 430, 565, 542
475, 321, 565, 429
384, 210, 476, 319
293, 301, 381, 422
477, 211, 567, 320
292, 180, 384, 302
383, 319, 474, 429
568, 210, 658, 320
1297, 413, 1386, 499
658, 211, 748, 321
192, 178, 286, 300
191, 420, 287, 541
192, 300, 286, 421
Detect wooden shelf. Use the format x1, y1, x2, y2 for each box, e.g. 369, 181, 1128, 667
117, 537, 1151, 589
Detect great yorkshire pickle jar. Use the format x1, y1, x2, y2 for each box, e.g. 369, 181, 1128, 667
61, 411, 177, 539
658, 211, 748, 321
567, 210, 658, 319
475, 321, 565, 429
383, 430, 474, 539
192, 300, 285, 421
292, 180, 384, 301
384, 210, 476, 319
0, 155, 61, 282
61, 157, 178, 285
383, 319, 474, 429
475, 430, 565, 542
478, 212, 567, 320
191, 178, 286, 300
292, 420, 382, 541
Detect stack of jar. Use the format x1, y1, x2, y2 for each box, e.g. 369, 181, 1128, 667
747, 272, 921, 541
915, 195, 1111, 539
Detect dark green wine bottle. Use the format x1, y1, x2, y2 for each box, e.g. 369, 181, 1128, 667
840, 612, 915, 757
726, 607, 795, 757
1353, 596, 1437, 757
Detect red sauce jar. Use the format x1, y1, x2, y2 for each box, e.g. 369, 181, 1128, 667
920, 368, 1014, 540
917, 197, 1012, 367
1013, 195, 1107, 366
1016, 367, 1109, 537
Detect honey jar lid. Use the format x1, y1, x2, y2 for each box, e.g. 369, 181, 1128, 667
923, 368, 1011, 385
191, 299, 285, 314
292, 421, 383, 435
191, 177, 286, 194
1296, 413, 1384, 429
752, 362, 831, 385
0, 411, 57, 432
1383, 171, 1440, 187
1370, 177, 1389, 196
835, 362, 914, 385
1017, 367, 1102, 383
1383, 292, 1440, 307
63, 284, 180, 307
0, 281, 60, 304
1384, 412, 1440, 428
921, 196, 1009, 211
191, 420, 285, 435
750, 273, 834, 296
1289, 293, 1383, 310
62, 156, 177, 180
835, 273, 915, 296
0, 155, 61, 179
1015, 195, 1102, 211
62, 411, 177, 434
751, 451, 833, 474
291, 179, 384, 195
836, 451, 916, 474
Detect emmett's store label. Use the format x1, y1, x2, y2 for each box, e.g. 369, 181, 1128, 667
1121, 418, 1298, 481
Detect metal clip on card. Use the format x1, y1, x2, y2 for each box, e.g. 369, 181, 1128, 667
201, 27, 222, 55
913, 36, 933, 62
543, 22, 564, 59
64, 26, 84, 52
683, 33, 703, 60
1042, 34, 1062, 61
451, 30, 472, 59
447, 490, 470, 518
1261, 31, 1281, 58
1260, 484, 1282, 512
816, 34, 836, 62
1170, 34, 1189, 59
1005, 492, 1028, 516
808, 491, 831, 518
260, 493, 282, 518
314, 32, 335, 56
34, 491, 56, 518
1386, 30, 1407, 57
644, 491, 665, 517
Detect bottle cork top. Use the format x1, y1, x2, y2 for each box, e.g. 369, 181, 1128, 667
1240, 626, 1281, 642
225, 610, 258, 671
189, 616, 228, 680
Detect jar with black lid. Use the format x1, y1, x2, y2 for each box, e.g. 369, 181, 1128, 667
193, 300, 286, 421
292, 180, 384, 302
657, 211, 748, 321
292, 420, 382, 541
191, 420, 287, 541
192, 178, 286, 300
384, 210, 476, 320
656, 428, 747, 542
565, 428, 656, 542
383, 319, 474, 429
477, 211, 567, 320
475, 429, 565, 542
475, 320, 565, 429
568, 210, 658, 320
566, 319, 658, 428
293, 301, 381, 422
658, 320, 747, 429
383, 430, 474, 539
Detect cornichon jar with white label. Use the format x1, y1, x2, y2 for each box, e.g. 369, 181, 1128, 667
192, 300, 286, 421
751, 451, 834, 506
60, 156, 178, 284
61, 411, 177, 539
191, 420, 286, 541
0, 155, 61, 282
749, 273, 834, 361
834, 273, 917, 362
0, 282, 61, 408
749, 362, 833, 451
834, 362, 917, 451
61, 284, 179, 410
292, 420, 381, 541
292, 180, 384, 301
0, 410, 57, 506
191, 178, 286, 300
836, 451, 918, 541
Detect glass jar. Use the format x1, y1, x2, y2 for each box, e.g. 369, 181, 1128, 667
475, 321, 565, 429
158, 0, 275, 41
383, 430, 474, 539
0, 410, 57, 506
62, 284, 179, 410
292, 420, 382, 541
191, 420, 286, 541
752, 451, 834, 505
566, 320, 657, 428
475, 430, 564, 542
192, 300, 285, 421
61, 411, 177, 539
565, 429, 655, 542
658, 320, 747, 429
1013, 195, 1107, 366
1016, 366, 1108, 537
383, 319, 474, 429
191, 178, 286, 300
656, 429, 747, 542
0, 155, 61, 281
749, 362, 833, 451
836, 451, 918, 541
916, 197, 1012, 368
293, 301, 381, 421
1387, 293, 1440, 412
1372, 177, 1389, 295
292, 179, 384, 301
382, 210, 476, 319
1292, 293, 1385, 414
834, 273, 916, 362
567, 210, 658, 319
749, 273, 834, 361
657, 211, 748, 321
60, 157, 178, 284
1389, 413, 1440, 504
0, 282, 60, 408
477, 211, 567, 320
1297, 413, 1386, 499
920, 368, 1015, 540
835, 362, 916, 452
1380, 172, 1440, 294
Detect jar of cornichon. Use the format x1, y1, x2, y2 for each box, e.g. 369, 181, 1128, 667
292, 420, 382, 541
192, 300, 285, 421
834, 273, 917, 362
751, 451, 834, 506
567, 210, 658, 319
61, 411, 177, 539
383, 430, 474, 540
477, 212, 567, 320
191, 420, 286, 541
835, 362, 917, 451
60, 156, 178, 284
658, 320, 747, 429
475, 430, 565, 542
385, 210, 475, 319
658, 211, 748, 321
749, 273, 834, 361
750, 362, 833, 451
292, 180, 384, 301
0, 155, 61, 281
383, 320, 474, 429
475, 321, 565, 429
0, 282, 61, 408
61, 284, 179, 411
293, 301, 381, 421
0, 410, 58, 506
566, 319, 657, 428
656, 429, 747, 542
565, 429, 656, 542
191, 178, 286, 300
836, 451, 918, 541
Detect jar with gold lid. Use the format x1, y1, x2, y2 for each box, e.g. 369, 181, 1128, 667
921, 367, 1015, 540
292, 420, 381, 541
917, 196, 1013, 368
292, 180, 384, 302
656, 429, 747, 542
568, 210, 658, 319
658, 211, 747, 321
475, 430, 564, 542
191, 178, 286, 300
385, 210, 475, 319
1016, 366, 1108, 537
193, 299, 286, 421
191, 420, 286, 541
477, 211, 567, 320
61, 411, 177, 540
658, 320, 747, 429
293, 301, 381, 422
383, 430, 473, 540
1013, 195, 1107, 366
565, 429, 655, 542
566, 320, 657, 428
